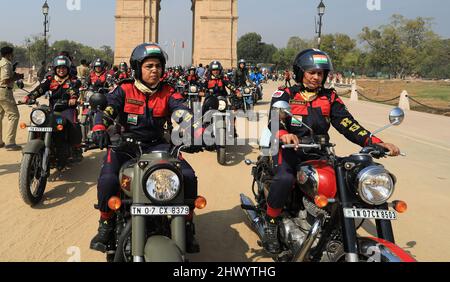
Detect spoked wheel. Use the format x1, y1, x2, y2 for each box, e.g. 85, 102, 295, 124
19, 151, 48, 206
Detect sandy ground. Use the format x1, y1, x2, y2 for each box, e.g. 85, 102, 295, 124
1, 81, 449, 262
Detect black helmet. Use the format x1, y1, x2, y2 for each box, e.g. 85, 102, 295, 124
89, 92, 108, 111
119, 62, 128, 70
209, 61, 223, 72
293, 49, 333, 85
238, 59, 246, 68
93, 58, 105, 70
188, 65, 196, 72
130, 42, 167, 80
52, 55, 71, 76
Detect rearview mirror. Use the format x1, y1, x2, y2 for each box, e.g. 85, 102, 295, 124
389, 107, 405, 126
16, 80, 24, 89
271, 101, 290, 111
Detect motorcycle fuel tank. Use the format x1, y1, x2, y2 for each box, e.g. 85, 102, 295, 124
296, 160, 337, 199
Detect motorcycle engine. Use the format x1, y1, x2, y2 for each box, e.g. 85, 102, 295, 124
279, 217, 306, 247
279, 197, 330, 251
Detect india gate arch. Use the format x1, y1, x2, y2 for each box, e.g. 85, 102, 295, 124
114, 0, 238, 69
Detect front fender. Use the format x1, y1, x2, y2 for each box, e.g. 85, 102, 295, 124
22, 139, 45, 155
144, 235, 184, 262
358, 237, 416, 262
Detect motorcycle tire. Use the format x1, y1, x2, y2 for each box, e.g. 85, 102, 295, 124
217, 147, 226, 165
216, 127, 226, 165
19, 152, 48, 206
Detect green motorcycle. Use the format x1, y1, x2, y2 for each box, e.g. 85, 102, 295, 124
96, 137, 207, 262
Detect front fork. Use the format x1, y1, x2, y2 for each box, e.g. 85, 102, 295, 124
336, 166, 396, 262
336, 166, 359, 262
375, 203, 395, 243
41, 133, 51, 178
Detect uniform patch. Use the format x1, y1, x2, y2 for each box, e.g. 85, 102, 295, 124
290, 99, 307, 105
126, 98, 144, 106
291, 115, 303, 126
127, 114, 138, 125
272, 90, 284, 98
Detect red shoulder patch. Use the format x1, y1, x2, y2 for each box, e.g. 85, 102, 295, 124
272, 90, 284, 98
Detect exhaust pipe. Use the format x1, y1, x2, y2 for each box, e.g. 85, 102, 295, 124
240, 193, 265, 241
292, 214, 325, 262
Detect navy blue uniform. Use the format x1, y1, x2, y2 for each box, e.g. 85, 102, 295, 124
94, 81, 199, 215
266, 85, 383, 217
29, 75, 82, 145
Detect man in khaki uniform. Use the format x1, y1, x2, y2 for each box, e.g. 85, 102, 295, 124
76, 59, 89, 81
0, 46, 24, 150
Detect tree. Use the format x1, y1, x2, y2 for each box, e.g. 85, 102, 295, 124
237, 32, 277, 65
416, 38, 450, 79
272, 47, 297, 70
24, 35, 47, 67
286, 37, 314, 53
359, 14, 442, 78
1, 41, 29, 68
320, 33, 356, 72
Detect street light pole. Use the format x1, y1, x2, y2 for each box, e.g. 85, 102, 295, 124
42, 1, 49, 65
316, 0, 325, 49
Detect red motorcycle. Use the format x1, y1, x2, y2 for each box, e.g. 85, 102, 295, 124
241, 101, 415, 262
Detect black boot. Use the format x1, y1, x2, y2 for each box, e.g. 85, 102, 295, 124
186, 221, 200, 253
262, 216, 281, 254
90, 218, 115, 253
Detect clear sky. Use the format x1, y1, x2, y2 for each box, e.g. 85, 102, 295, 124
1, 0, 449, 65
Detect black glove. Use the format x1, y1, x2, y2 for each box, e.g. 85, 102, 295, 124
92, 126, 110, 150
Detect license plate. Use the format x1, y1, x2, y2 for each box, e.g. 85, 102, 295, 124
188, 93, 198, 96
343, 208, 397, 220
28, 127, 53, 132
131, 205, 189, 216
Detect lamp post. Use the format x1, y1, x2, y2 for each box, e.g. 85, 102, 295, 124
316, 0, 325, 49
42, 1, 49, 65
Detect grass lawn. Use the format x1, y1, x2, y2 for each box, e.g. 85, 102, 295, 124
356, 79, 450, 115
413, 85, 450, 102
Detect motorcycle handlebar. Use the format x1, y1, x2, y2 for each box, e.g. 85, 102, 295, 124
281, 144, 322, 149
360, 144, 405, 158
17, 99, 37, 106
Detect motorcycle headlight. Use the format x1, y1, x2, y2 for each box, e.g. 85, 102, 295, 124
218, 100, 227, 111
189, 85, 198, 93
145, 169, 181, 202
356, 166, 395, 205
30, 109, 46, 126
244, 87, 251, 94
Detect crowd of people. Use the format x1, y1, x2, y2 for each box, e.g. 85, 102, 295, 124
0, 42, 401, 257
